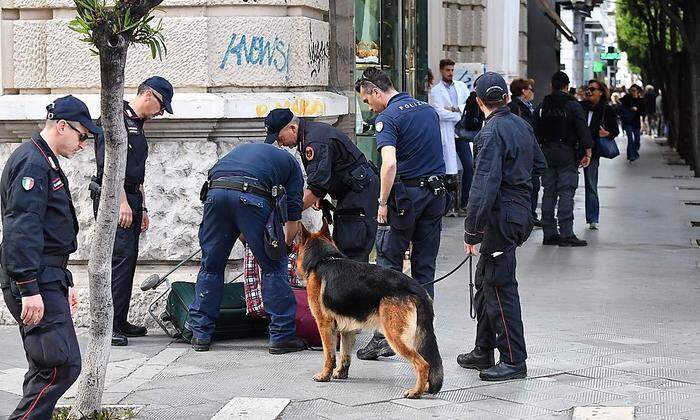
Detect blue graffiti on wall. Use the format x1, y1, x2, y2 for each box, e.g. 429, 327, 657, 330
219, 33, 290, 80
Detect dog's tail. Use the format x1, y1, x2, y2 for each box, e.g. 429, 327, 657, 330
415, 295, 443, 394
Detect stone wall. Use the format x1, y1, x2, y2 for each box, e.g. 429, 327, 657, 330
442, 0, 487, 64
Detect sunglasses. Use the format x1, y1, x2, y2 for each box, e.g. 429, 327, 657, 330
65, 122, 89, 142
587, 87, 600, 92
151, 90, 165, 112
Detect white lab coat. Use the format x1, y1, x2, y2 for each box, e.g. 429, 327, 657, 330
429, 80, 469, 174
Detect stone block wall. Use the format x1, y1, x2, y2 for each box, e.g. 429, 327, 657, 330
441, 0, 487, 63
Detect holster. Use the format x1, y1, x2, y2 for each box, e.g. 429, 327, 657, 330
264, 188, 288, 261
387, 182, 415, 230
89, 175, 102, 201
200, 180, 210, 203
0, 243, 9, 289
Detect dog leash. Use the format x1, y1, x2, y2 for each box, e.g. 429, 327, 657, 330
422, 255, 476, 320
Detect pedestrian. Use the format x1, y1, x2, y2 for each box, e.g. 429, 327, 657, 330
454, 91, 484, 211
428, 58, 469, 213
508, 78, 541, 227
186, 143, 306, 354
1, 96, 102, 419
91, 76, 174, 347
575, 86, 586, 102
354, 67, 446, 360
266, 108, 379, 262
534, 71, 593, 247
580, 79, 619, 231
643, 85, 657, 135
655, 90, 664, 137
619, 84, 645, 162
458, 72, 546, 381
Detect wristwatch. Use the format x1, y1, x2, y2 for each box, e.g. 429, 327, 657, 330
142, 207, 148, 213
378, 198, 387, 206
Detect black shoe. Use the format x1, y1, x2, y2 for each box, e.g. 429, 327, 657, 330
121, 322, 147, 337
356, 337, 395, 360
269, 337, 309, 354
457, 347, 495, 370
112, 331, 128, 347
533, 219, 542, 229
543, 234, 560, 245
191, 337, 211, 352
480, 361, 527, 381
558, 235, 588, 247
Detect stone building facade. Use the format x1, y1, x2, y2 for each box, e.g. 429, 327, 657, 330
0, 0, 353, 262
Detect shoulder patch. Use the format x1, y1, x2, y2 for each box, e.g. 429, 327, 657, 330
375, 121, 383, 132
305, 146, 314, 161
21, 177, 35, 191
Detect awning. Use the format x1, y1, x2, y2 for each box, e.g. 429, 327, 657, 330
537, 0, 578, 44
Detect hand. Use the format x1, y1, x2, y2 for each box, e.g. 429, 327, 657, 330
599, 127, 610, 137
580, 155, 591, 168
312, 198, 322, 211
119, 200, 133, 228
141, 210, 149, 232
21, 294, 44, 326
631, 107, 637, 112
377, 204, 388, 224
69, 287, 79, 318
464, 242, 480, 256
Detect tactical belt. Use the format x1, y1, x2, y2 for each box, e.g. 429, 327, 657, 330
42, 255, 69, 269
209, 179, 279, 201
401, 175, 447, 196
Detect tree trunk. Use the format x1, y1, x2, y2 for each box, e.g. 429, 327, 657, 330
70, 37, 129, 417
686, 1, 700, 176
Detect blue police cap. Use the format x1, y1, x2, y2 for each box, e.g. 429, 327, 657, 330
264, 108, 294, 144
47, 95, 102, 135
143, 76, 174, 114
474, 72, 509, 104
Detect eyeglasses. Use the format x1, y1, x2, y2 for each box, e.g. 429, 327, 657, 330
587, 87, 600, 93
65, 122, 89, 142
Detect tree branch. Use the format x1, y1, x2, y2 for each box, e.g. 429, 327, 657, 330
129, 0, 164, 22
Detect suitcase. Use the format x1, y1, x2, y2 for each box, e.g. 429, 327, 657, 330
292, 287, 322, 347
163, 281, 269, 341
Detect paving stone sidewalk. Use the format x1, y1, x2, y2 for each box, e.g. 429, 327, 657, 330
1, 136, 700, 420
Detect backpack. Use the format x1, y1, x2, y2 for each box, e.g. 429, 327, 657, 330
537, 94, 571, 144
455, 93, 484, 137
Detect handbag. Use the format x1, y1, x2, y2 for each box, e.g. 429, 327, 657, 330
596, 106, 620, 159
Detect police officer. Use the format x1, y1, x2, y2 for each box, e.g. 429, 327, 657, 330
458, 72, 547, 381
186, 143, 307, 354
354, 67, 447, 360
1, 96, 102, 418
91, 76, 174, 346
264, 108, 379, 262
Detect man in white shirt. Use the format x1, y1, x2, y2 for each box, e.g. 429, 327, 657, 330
428, 59, 469, 211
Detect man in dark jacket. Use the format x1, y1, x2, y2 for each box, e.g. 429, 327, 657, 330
534, 71, 593, 247
459, 72, 546, 381
619, 84, 645, 162
580, 79, 619, 230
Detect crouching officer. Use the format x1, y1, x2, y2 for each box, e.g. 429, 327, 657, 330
90, 76, 174, 346
459, 73, 547, 381
265, 108, 379, 262
354, 67, 447, 360
186, 143, 307, 354
1, 96, 102, 419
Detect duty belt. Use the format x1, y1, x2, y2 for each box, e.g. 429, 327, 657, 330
401, 175, 446, 195
42, 255, 69, 269
209, 179, 282, 201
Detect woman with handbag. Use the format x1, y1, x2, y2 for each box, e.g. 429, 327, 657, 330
581, 79, 619, 230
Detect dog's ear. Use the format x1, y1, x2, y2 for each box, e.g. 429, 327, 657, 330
319, 218, 331, 239
299, 222, 311, 245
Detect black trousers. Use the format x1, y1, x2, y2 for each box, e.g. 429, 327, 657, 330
332, 172, 379, 263
3, 274, 81, 420
93, 191, 143, 329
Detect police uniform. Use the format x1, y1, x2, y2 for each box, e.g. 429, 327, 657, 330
0, 96, 101, 419
187, 143, 305, 353
92, 76, 173, 344
460, 73, 547, 381
357, 91, 446, 360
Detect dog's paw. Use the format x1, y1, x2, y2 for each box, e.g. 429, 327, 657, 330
403, 389, 422, 399
313, 372, 332, 382
332, 367, 349, 379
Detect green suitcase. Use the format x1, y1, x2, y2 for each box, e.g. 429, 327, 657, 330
163, 281, 269, 341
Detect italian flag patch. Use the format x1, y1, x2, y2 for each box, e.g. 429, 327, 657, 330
21, 177, 35, 191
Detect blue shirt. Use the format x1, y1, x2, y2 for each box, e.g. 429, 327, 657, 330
375, 92, 446, 179
209, 143, 304, 221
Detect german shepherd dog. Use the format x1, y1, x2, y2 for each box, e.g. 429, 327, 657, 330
296, 221, 443, 399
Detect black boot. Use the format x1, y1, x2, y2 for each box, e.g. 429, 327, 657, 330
112, 330, 128, 347
356, 336, 395, 360
456, 347, 495, 370
479, 361, 527, 381
121, 322, 147, 337
269, 337, 309, 354
558, 235, 588, 247
191, 337, 211, 352
542, 234, 560, 245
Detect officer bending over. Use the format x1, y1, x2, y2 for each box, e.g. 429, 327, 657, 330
186, 143, 307, 354
459, 72, 546, 381
265, 108, 379, 262
1, 96, 102, 419
354, 67, 447, 360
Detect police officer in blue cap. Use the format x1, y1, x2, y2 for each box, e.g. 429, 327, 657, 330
265, 108, 379, 262
354, 67, 447, 360
1, 95, 102, 419
186, 143, 307, 354
91, 76, 174, 346
459, 72, 546, 381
